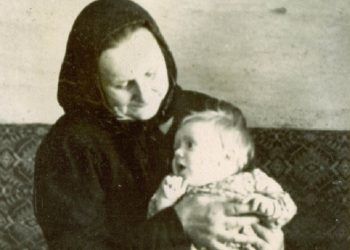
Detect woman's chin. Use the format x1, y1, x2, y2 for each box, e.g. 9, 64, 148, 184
111, 106, 156, 121
129, 112, 155, 121
128, 106, 160, 120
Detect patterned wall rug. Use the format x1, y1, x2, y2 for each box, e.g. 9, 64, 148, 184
0, 125, 48, 250
251, 128, 350, 250
0, 125, 349, 250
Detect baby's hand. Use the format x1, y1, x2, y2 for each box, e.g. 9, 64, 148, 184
162, 175, 188, 201
148, 176, 188, 216
244, 194, 276, 218
156, 176, 187, 209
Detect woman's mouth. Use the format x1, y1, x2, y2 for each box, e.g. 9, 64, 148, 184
135, 100, 149, 106
129, 102, 154, 110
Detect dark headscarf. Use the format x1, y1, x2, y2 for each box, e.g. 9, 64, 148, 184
58, 0, 178, 124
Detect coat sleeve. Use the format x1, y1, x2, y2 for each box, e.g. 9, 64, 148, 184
33, 127, 191, 250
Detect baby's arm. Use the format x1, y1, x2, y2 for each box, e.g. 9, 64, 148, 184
147, 175, 188, 218
245, 169, 297, 227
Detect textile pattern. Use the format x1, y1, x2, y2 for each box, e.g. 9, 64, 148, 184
0, 125, 349, 250
252, 128, 350, 250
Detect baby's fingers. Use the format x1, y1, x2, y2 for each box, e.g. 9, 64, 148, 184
250, 199, 261, 213
180, 178, 188, 191
172, 176, 184, 187
163, 176, 172, 186
163, 185, 172, 196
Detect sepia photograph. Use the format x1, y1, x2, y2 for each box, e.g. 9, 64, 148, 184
0, 0, 349, 249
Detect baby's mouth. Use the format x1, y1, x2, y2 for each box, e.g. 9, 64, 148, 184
174, 162, 187, 175
177, 163, 186, 172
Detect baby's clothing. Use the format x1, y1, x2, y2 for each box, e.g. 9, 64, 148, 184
148, 168, 297, 249
186, 168, 296, 227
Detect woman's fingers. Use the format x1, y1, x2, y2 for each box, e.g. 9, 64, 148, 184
175, 195, 283, 250
251, 199, 261, 213
251, 224, 284, 250
224, 202, 252, 215
251, 223, 274, 242
225, 232, 268, 250
224, 224, 284, 250
224, 216, 259, 230
207, 239, 233, 250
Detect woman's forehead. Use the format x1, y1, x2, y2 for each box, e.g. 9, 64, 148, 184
98, 28, 164, 78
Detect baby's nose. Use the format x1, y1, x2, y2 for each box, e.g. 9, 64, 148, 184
174, 147, 184, 157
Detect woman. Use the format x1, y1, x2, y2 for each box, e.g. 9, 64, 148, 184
34, 0, 284, 249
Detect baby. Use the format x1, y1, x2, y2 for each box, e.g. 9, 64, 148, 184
148, 109, 297, 250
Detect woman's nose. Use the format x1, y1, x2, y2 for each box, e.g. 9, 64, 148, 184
131, 78, 152, 103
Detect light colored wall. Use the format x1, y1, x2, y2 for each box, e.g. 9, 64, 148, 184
1, 0, 349, 129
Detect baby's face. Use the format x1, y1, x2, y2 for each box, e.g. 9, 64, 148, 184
172, 121, 238, 186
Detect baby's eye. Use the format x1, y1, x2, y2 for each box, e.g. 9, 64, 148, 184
186, 141, 195, 150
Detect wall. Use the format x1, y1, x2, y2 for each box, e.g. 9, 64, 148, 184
1, 0, 349, 129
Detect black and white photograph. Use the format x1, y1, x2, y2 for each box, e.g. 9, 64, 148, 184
0, 0, 349, 249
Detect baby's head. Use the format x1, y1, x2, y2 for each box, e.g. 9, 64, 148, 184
172, 109, 254, 186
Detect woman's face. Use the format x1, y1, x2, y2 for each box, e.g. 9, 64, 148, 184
98, 28, 169, 120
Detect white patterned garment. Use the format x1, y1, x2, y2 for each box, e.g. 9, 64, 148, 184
148, 168, 297, 250
186, 168, 297, 227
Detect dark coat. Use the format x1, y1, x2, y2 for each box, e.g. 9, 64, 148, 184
34, 89, 241, 249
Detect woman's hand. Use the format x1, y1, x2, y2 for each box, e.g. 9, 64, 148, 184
174, 195, 261, 250
252, 224, 284, 250
232, 224, 284, 250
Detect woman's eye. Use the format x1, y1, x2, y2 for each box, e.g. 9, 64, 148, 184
145, 71, 156, 78
114, 81, 128, 89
